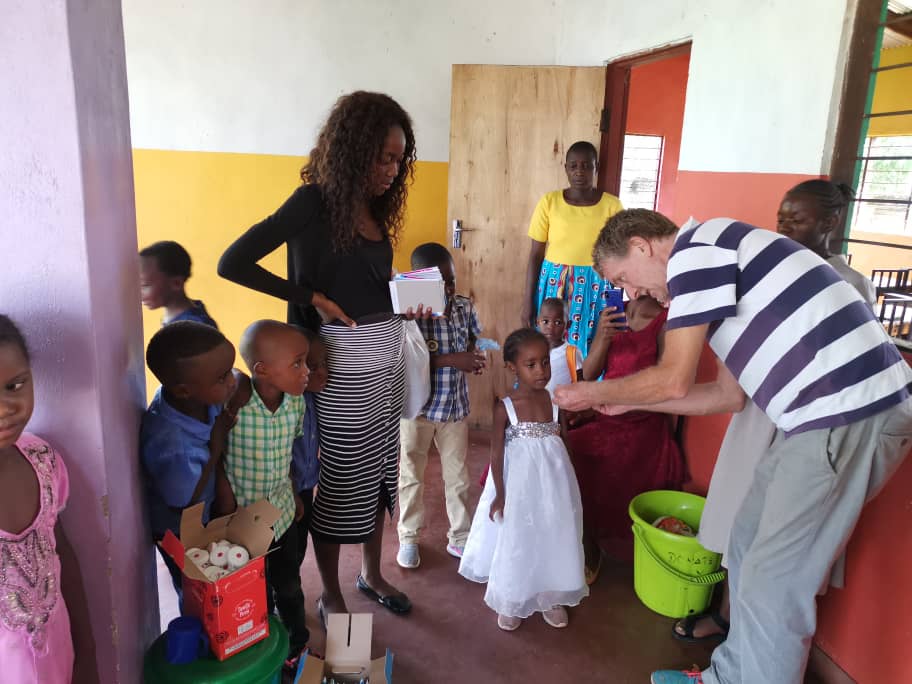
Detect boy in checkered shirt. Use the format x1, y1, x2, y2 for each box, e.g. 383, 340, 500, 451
396, 243, 485, 569
216, 320, 311, 658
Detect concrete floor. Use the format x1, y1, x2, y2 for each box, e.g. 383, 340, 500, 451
156, 429, 829, 683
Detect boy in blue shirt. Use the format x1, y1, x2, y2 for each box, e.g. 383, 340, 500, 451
139, 240, 219, 327
140, 321, 237, 599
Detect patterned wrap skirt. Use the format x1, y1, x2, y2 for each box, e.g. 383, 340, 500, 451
535, 259, 612, 358
311, 316, 406, 543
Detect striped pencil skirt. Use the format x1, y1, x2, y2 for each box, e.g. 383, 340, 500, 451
311, 315, 406, 543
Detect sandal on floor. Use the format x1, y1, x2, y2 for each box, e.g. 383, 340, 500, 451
355, 575, 412, 615
672, 610, 729, 643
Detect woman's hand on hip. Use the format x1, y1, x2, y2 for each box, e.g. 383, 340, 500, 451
312, 292, 356, 328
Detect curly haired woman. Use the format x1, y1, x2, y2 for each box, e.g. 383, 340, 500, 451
219, 91, 420, 625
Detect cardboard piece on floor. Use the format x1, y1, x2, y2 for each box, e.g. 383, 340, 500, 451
294, 613, 394, 683
160, 500, 280, 660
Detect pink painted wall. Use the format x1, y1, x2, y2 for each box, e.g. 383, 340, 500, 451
1, 1, 157, 681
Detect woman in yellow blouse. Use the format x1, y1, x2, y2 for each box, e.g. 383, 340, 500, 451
521, 141, 623, 357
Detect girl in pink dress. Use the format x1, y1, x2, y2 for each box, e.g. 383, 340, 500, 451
0, 315, 96, 683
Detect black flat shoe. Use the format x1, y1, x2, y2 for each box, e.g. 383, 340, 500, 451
355, 575, 412, 615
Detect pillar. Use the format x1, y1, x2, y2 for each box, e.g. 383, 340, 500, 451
1, 1, 157, 681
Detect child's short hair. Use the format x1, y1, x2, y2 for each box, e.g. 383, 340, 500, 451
538, 297, 567, 320
239, 319, 303, 371
0, 314, 29, 362
146, 321, 228, 385
410, 242, 452, 270
139, 241, 192, 279
503, 328, 548, 363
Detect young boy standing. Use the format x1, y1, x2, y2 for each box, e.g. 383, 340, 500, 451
537, 297, 583, 395
140, 321, 238, 598
139, 240, 218, 327
397, 243, 485, 569
291, 330, 328, 569
218, 320, 311, 658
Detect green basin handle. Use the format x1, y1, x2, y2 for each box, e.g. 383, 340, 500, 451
632, 524, 727, 586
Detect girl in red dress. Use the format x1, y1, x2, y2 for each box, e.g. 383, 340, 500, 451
569, 295, 685, 581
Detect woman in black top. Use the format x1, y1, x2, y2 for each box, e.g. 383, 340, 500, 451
218, 91, 418, 621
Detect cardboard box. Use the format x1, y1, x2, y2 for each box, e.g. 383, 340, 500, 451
160, 499, 280, 660
294, 613, 394, 683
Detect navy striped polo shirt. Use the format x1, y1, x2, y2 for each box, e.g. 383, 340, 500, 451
666, 218, 911, 435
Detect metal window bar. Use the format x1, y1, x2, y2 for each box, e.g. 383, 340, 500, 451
865, 109, 912, 118
841, 238, 912, 250
855, 155, 912, 160
874, 60, 912, 73
851, 132, 912, 234
843, 2, 912, 244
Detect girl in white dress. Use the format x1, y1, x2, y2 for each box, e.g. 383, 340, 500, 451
459, 329, 588, 631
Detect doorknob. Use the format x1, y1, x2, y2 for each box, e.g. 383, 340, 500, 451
451, 219, 478, 249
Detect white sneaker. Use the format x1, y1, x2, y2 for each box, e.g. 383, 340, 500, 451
397, 542, 420, 569
446, 543, 464, 559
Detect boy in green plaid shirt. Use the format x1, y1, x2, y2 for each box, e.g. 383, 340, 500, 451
217, 320, 311, 658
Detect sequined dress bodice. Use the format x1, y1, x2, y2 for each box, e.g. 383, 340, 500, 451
505, 420, 561, 444
503, 397, 561, 445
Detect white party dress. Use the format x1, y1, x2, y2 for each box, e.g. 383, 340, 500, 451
459, 397, 588, 617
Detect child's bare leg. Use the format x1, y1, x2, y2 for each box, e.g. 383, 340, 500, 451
313, 539, 347, 615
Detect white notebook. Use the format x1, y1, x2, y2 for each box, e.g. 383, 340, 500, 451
389, 268, 446, 314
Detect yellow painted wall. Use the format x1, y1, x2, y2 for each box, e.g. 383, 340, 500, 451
133, 149, 448, 396
848, 231, 912, 282
869, 44, 912, 137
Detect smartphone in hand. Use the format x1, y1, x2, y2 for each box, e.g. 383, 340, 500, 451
605, 288, 626, 327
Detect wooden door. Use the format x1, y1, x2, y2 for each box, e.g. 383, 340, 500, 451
447, 65, 605, 428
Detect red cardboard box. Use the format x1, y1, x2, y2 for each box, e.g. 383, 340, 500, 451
160, 499, 280, 660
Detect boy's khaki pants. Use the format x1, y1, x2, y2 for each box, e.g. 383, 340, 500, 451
397, 417, 472, 547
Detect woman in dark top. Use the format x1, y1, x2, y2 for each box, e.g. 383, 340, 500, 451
218, 91, 418, 621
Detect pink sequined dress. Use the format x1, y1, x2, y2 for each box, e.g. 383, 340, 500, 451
0, 433, 73, 683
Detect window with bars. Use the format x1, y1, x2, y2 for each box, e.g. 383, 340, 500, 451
618, 134, 663, 210
850, 1, 912, 237
853, 136, 912, 234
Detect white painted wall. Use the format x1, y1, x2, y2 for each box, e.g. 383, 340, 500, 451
123, 0, 852, 174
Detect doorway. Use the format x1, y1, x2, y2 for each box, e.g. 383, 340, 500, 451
600, 44, 692, 224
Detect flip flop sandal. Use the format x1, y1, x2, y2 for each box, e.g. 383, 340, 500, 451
355, 575, 412, 615
672, 610, 730, 643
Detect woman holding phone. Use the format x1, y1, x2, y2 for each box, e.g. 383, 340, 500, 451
569, 294, 685, 582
